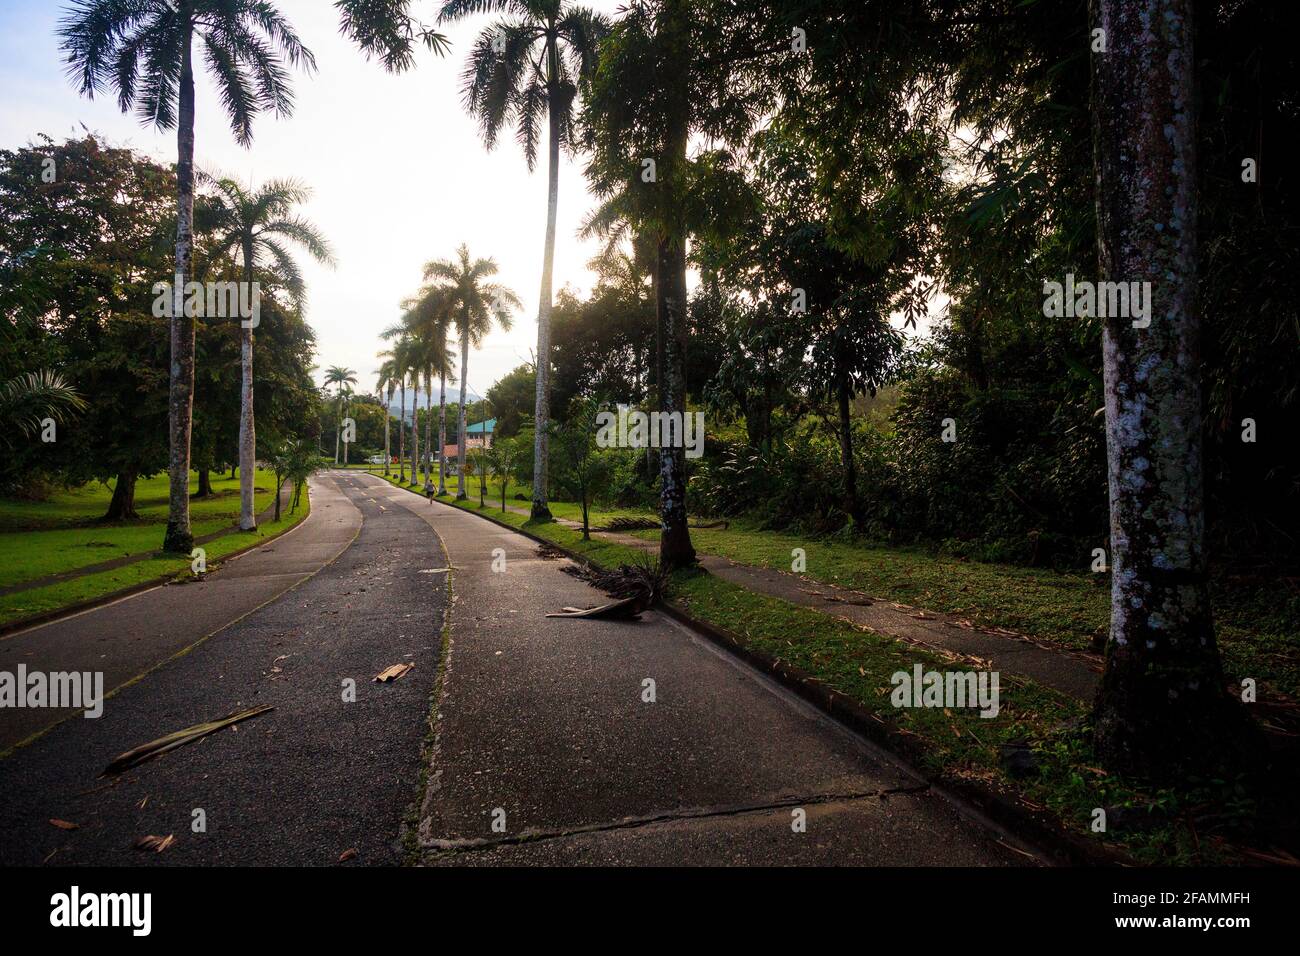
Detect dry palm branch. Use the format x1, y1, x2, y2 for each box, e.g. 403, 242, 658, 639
102, 705, 274, 776
550, 554, 669, 621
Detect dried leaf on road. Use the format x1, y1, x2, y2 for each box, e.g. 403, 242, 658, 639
134, 834, 176, 853
49, 819, 79, 831
374, 663, 414, 682
103, 705, 274, 776
338, 847, 358, 862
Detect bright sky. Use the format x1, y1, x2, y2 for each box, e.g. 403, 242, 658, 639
0, 0, 627, 401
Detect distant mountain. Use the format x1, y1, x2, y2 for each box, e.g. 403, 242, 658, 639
387, 386, 484, 420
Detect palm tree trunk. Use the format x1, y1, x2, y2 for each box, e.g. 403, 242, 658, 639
237, 247, 256, 530
334, 389, 341, 464
409, 376, 420, 486
1089, 0, 1254, 781
163, 13, 197, 554
423, 367, 434, 492
456, 323, 470, 500
398, 380, 406, 482
530, 76, 561, 521
437, 372, 448, 495
383, 388, 392, 475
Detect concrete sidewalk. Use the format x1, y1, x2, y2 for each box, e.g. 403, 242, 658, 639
364, 474, 1041, 866
0, 473, 359, 750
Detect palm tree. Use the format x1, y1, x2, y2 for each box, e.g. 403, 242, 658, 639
0, 370, 87, 444
381, 323, 428, 488
338, 384, 356, 465
59, 0, 315, 553
420, 245, 520, 499
323, 366, 357, 464
201, 176, 334, 529
398, 286, 457, 494
584, 0, 698, 569
439, 0, 609, 519
376, 356, 398, 475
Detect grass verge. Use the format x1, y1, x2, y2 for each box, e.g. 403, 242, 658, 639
0, 491, 311, 631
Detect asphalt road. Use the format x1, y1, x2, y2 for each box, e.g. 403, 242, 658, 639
0, 469, 1040, 866
0, 472, 447, 865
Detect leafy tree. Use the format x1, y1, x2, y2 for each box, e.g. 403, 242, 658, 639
552, 395, 613, 539
0, 135, 174, 515
484, 363, 535, 439
484, 433, 523, 512
59, 0, 316, 552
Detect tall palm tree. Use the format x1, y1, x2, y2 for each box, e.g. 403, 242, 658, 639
338, 383, 355, 465
381, 323, 428, 488
323, 366, 357, 464
439, 0, 609, 519
376, 356, 398, 475
59, 0, 315, 553
201, 176, 334, 530
420, 245, 520, 499
584, 0, 698, 569
398, 286, 457, 494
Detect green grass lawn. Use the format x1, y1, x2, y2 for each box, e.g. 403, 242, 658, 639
0, 488, 310, 629
0, 469, 281, 590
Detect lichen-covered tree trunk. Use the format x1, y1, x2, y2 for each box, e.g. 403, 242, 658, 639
531, 82, 561, 521
456, 322, 470, 500
656, 228, 696, 569
163, 16, 197, 554
237, 250, 256, 530
437, 373, 448, 495
1089, 0, 1253, 781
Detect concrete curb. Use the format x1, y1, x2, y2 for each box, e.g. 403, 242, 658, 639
382, 481, 1132, 867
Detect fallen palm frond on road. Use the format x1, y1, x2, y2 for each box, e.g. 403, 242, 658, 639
102, 705, 274, 776
546, 596, 646, 621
